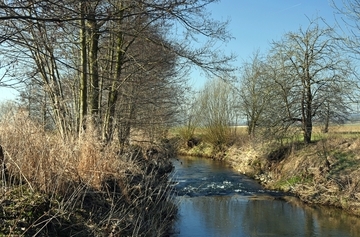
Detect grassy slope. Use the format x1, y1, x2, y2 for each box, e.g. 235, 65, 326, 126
178, 124, 360, 216
227, 137, 360, 216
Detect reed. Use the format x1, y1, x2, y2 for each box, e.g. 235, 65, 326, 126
0, 111, 177, 236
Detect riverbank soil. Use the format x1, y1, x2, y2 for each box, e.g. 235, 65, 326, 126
177, 132, 360, 216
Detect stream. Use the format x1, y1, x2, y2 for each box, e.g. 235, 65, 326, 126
170, 156, 360, 237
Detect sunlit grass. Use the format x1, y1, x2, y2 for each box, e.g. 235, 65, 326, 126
0, 112, 177, 236
171, 123, 360, 148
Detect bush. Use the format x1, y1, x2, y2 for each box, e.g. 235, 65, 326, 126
174, 124, 199, 147
202, 123, 232, 152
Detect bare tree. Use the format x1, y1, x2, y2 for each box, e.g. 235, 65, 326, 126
196, 77, 237, 151
238, 51, 275, 137
267, 20, 354, 143
332, 0, 360, 59
0, 0, 235, 142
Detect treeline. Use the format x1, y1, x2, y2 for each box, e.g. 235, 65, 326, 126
183, 15, 360, 151
0, 0, 234, 144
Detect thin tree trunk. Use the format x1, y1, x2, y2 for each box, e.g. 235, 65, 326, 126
79, 0, 87, 132
102, 1, 128, 142
118, 102, 135, 147
88, 17, 100, 117
103, 30, 124, 142
323, 102, 330, 133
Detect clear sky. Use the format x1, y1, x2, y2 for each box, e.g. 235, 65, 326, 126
0, 0, 345, 101
0, 87, 19, 102
190, 0, 343, 89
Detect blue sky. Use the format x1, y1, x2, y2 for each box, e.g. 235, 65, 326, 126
0, 87, 18, 102
190, 0, 343, 89
0, 1, 344, 101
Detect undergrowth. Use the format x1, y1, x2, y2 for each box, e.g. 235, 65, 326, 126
0, 111, 177, 236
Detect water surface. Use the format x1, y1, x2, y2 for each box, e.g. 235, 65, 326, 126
171, 156, 360, 237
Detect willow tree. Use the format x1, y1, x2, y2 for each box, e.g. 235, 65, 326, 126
196, 78, 237, 150
268, 20, 354, 143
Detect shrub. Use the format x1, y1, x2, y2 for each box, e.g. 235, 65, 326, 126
202, 123, 232, 152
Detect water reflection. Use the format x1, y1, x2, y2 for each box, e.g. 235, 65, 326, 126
172, 156, 360, 237
175, 195, 360, 237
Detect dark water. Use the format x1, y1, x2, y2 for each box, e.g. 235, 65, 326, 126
171, 156, 360, 237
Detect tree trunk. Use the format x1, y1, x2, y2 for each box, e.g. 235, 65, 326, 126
303, 78, 313, 144
103, 32, 124, 142
323, 118, 329, 133
88, 15, 100, 117
303, 117, 312, 144
322, 102, 330, 133
79, 0, 87, 132
42, 93, 47, 128
118, 103, 135, 147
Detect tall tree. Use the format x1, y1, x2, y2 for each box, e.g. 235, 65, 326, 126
238, 51, 274, 137
268, 20, 354, 143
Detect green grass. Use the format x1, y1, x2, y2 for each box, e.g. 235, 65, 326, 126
273, 175, 312, 192
330, 151, 358, 174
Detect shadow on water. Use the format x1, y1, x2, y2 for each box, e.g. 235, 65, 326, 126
171, 156, 360, 237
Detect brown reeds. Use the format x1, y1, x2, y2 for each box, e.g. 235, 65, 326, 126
0, 111, 177, 236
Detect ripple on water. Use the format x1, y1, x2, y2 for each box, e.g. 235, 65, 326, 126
171, 156, 360, 237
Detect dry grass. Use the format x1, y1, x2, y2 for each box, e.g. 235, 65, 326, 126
224, 128, 360, 216
267, 137, 360, 215
0, 110, 130, 193
0, 111, 177, 236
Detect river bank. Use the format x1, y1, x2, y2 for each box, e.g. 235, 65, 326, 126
178, 136, 360, 216
0, 114, 177, 236
0, 144, 177, 236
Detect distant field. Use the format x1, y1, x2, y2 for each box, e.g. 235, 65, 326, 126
170, 123, 360, 141
313, 123, 360, 134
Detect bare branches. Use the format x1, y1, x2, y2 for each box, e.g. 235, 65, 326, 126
0, 0, 235, 141
239, 20, 356, 143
